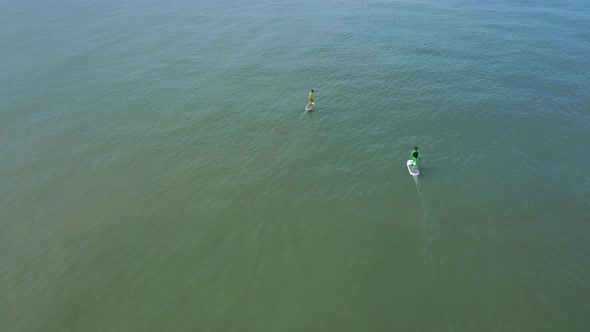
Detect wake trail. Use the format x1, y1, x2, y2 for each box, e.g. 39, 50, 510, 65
413, 175, 429, 223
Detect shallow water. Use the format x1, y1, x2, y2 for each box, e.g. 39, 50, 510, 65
2, 0, 590, 331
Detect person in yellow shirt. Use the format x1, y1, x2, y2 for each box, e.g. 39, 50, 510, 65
308, 90, 314, 104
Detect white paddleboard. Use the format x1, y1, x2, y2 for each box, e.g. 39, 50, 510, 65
305, 102, 315, 111
407, 159, 419, 175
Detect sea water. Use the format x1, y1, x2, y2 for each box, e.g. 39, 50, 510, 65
1, 0, 589, 331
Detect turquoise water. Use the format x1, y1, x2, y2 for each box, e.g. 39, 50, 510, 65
2, 0, 590, 331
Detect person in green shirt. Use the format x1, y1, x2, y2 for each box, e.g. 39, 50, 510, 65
410, 147, 420, 168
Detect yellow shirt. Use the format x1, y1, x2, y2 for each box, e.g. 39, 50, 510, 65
308, 91, 314, 103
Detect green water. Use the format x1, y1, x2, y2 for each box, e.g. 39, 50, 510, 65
2, 0, 590, 331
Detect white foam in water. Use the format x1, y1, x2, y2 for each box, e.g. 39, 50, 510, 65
413, 175, 429, 223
